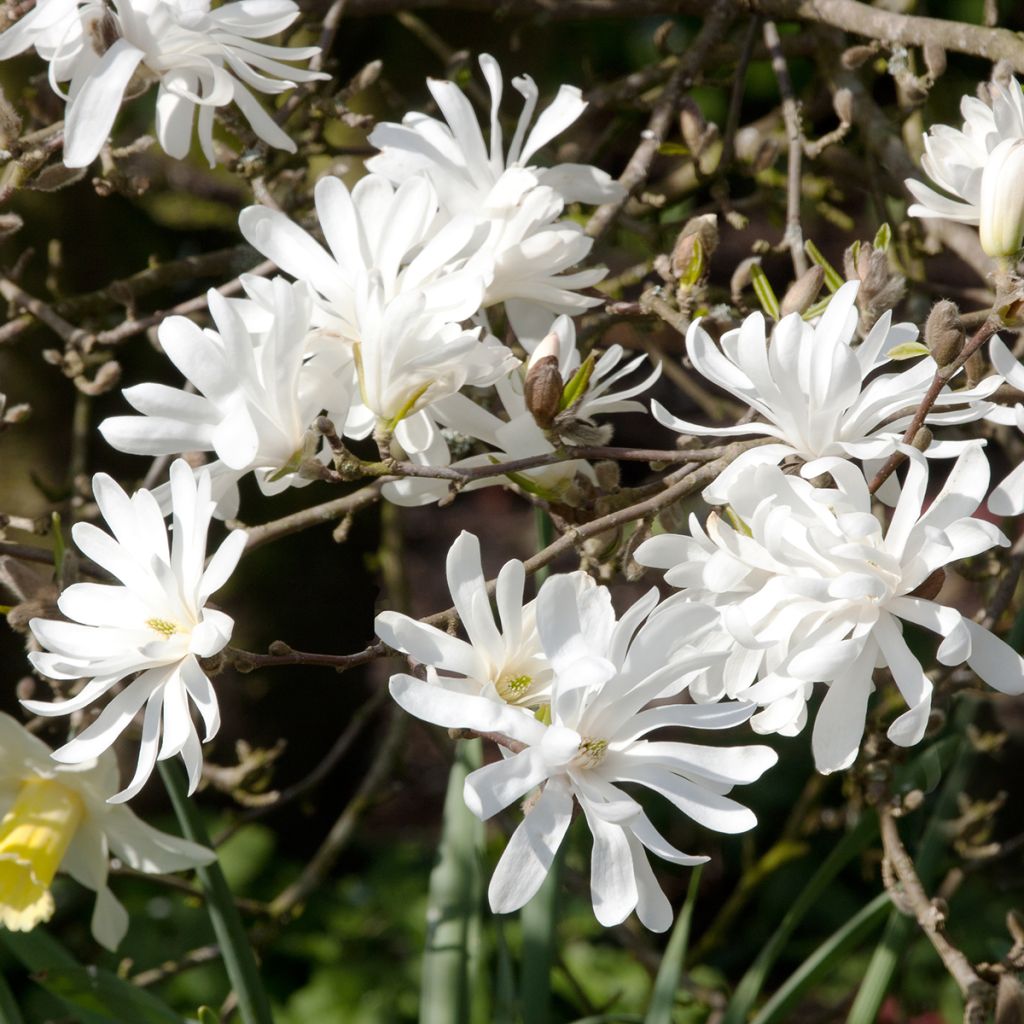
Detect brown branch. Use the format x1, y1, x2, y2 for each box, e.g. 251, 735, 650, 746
585, 2, 736, 240
880, 804, 994, 1020
763, 19, 808, 277
867, 317, 1001, 494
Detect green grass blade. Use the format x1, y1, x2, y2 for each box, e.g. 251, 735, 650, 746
420, 738, 484, 1024
645, 866, 703, 1024
493, 914, 518, 1024
749, 264, 781, 321
159, 762, 274, 1024
519, 843, 564, 1024
0, 928, 180, 1024
0, 968, 23, 1024
721, 812, 878, 1024
803, 239, 844, 292
750, 891, 890, 1024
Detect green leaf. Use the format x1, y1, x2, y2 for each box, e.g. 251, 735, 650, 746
645, 866, 703, 1024
750, 892, 890, 1024
159, 762, 274, 1024
519, 843, 565, 1024
885, 341, 930, 361
679, 236, 706, 287
0, 929, 181, 1024
749, 264, 780, 321
803, 239, 844, 293
721, 812, 878, 1024
657, 142, 691, 156
560, 353, 596, 412
197, 1008, 219, 1024
0, 964, 24, 1024
419, 739, 484, 1024
873, 223, 892, 251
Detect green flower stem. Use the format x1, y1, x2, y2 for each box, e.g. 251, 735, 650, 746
159, 762, 274, 1024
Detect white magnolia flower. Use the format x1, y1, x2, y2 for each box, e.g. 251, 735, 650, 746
0, 712, 214, 950
0, 0, 96, 83
100, 276, 350, 519
368, 52, 624, 214
8, 0, 330, 168
986, 335, 1024, 515
367, 54, 623, 348
906, 76, 1024, 257
26, 461, 246, 802
383, 315, 656, 506
349, 270, 515, 433
376, 530, 602, 710
239, 173, 485, 331
636, 446, 1024, 773
391, 574, 774, 931
653, 282, 997, 503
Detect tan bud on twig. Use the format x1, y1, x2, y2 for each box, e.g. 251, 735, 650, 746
924, 300, 965, 367
524, 351, 563, 430
781, 265, 825, 317
679, 98, 708, 156
841, 44, 877, 69
832, 88, 854, 126
923, 43, 947, 80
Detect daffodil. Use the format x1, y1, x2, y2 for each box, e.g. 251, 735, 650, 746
0, 712, 213, 949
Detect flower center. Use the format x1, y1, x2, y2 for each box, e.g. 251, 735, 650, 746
146, 617, 181, 638
496, 673, 532, 702
575, 738, 608, 769
0, 779, 84, 933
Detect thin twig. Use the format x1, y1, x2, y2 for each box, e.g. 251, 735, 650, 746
763, 19, 808, 277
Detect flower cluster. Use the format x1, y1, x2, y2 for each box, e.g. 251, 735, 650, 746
0, 0, 328, 166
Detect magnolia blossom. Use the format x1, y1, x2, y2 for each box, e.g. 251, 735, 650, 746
100, 276, 350, 519
0, 0, 330, 168
238, 174, 516, 435
377, 530, 606, 710
26, 461, 246, 801
986, 335, 1024, 515
636, 446, 1024, 773
906, 76, 1024, 257
383, 315, 657, 506
368, 53, 623, 214
0, 712, 214, 949
390, 571, 775, 931
653, 282, 997, 503
368, 54, 623, 347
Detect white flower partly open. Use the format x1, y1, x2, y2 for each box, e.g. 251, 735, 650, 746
26, 461, 246, 801
367, 54, 622, 347
637, 445, 1024, 773
906, 76, 1024, 257
653, 282, 997, 503
0, 712, 214, 949
100, 276, 350, 519
390, 572, 774, 931
986, 335, 1024, 515
10, 0, 331, 168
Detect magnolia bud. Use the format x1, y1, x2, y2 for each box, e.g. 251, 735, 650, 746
924, 300, 964, 366
524, 332, 563, 429
679, 98, 707, 155
780, 265, 825, 317
832, 88, 853, 125
923, 43, 946, 80
841, 44, 876, 69
979, 138, 1024, 258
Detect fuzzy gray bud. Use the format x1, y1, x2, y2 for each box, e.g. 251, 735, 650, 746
832, 88, 853, 125
924, 300, 964, 367
780, 265, 825, 317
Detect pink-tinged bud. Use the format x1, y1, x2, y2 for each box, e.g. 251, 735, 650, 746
527, 330, 561, 370
980, 138, 1024, 258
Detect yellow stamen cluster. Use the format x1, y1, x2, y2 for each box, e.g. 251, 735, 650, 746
496, 673, 532, 702
0, 779, 84, 933
146, 617, 180, 638
575, 738, 608, 769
